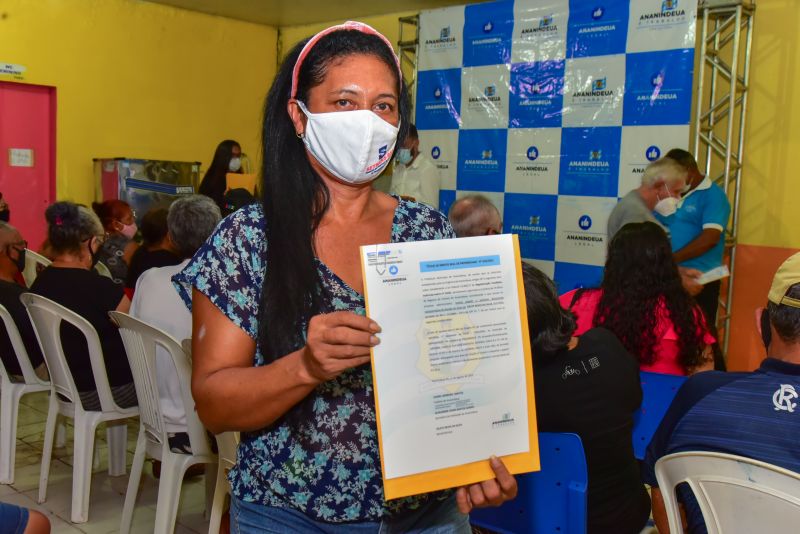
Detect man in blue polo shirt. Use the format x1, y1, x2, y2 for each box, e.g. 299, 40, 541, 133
662, 149, 731, 369
643, 252, 800, 533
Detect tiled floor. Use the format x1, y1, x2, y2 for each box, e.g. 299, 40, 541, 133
2, 391, 212, 533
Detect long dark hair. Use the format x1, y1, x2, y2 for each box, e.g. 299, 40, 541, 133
594, 222, 706, 370
199, 140, 240, 206
522, 263, 576, 366
259, 30, 410, 360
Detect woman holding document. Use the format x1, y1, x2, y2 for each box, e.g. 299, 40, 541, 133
174, 22, 516, 532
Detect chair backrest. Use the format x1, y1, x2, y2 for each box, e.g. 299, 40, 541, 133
22, 249, 51, 287
109, 311, 212, 458
470, 433, 588, 534
655, 451, 800, 534
21, 293, 120, 412
632, 371, 687, 460
0, 302, 48, 387
215, 432, 239, 471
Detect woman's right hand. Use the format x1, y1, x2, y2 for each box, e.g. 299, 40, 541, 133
301, 311, 381, 383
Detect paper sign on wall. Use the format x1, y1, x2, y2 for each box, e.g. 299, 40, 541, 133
8, 149, 34, 168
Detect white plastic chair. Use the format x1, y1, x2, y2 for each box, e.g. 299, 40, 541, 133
110, 312, 217, 534
655, 451, 800, 533
0, 303, 50, 484
21, 249, 51, 287
208, 431, 239, 534
21, 293, 138, 523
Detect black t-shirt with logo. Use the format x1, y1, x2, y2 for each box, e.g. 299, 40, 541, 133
534, 327, 650, 534
0, 279, 45, 377
30, 267, 132, 392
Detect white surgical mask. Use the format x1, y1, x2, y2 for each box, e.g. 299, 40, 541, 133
654, 185, 679, 217
396, 148, 413, 166
297, 101, 399, 184
228, 157, 242, 172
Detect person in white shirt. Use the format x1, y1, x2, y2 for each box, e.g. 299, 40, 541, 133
389, 124, 442, 209
130, 194, 221, 452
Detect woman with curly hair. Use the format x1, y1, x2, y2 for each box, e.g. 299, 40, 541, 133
560, 221, 714, 375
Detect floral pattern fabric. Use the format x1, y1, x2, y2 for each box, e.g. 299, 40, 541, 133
173, 197, 456, 522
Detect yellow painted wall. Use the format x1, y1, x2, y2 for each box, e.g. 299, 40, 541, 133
0, 0, 277, 204
736, 0, 800, 249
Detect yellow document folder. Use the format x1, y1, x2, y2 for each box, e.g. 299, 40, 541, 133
225, 172, 257, 194
362, 234, 539, 500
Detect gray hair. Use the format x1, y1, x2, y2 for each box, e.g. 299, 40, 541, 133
168, 195, 222, 259
448, 195, 502, 238
641, 157, 688, 187
45, 202, 104, 254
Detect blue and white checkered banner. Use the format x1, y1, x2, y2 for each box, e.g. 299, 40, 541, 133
417, 0, 696, 290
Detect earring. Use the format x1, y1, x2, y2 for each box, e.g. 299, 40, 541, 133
296, 132, 304, 139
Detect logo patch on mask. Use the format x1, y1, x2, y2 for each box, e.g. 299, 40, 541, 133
378, 145, 388, 159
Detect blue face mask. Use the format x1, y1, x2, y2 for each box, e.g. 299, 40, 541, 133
396, 148, 413, 166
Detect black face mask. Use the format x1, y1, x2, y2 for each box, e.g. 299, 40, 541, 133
0, 210, 10, 223
761, 307, 772, 350
11, 247, 25, 274
86, 237, 100, 268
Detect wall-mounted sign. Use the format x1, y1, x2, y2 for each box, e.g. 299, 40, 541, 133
9, 148, 34, 167
0, 63, 26, 78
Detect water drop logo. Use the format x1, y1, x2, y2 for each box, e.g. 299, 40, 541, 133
434, 86, 442, 99
579, 215, 593, 230
651, 72, 665, 87
389, 265, 399, 276
431, 146, 441, 160
662, 0, 678, 12
646, 145, 661, 161
527, 146, 539, 161
483, 21, 494, 33
592, 6, 605, 20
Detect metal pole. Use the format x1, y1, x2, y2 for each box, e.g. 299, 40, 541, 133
693, 7, 710, 155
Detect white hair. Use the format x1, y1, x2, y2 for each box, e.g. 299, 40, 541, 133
641, 157, 688, 187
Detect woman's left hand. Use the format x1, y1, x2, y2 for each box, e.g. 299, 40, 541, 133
455, 456, 518, 514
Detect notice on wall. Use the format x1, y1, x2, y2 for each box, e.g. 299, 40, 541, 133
0, 62, 26, 80
8, 149, 34, 168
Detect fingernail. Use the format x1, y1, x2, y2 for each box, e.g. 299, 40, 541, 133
370, 335, 380, 346
490, 455, 501, 467
370, 322, 381, 333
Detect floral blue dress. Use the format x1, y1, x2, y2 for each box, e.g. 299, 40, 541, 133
173, 197, 457, 523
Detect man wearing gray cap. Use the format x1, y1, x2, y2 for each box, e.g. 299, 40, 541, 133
642, 252, 800, 533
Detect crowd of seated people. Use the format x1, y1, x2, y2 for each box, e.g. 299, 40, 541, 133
124, 206, 181, 296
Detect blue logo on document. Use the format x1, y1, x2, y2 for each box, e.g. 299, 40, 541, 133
527, 146, 539, 161
483, 21, 494, 33
592, 6, 605, 20
646, 145, 661, 161
431, 146, 441, 160
389, 265, 399, 276
662, 0, 678, 12
579, 215, 593, 230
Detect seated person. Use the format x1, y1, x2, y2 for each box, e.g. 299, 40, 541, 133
644, 252, 800, 534
125, 207, 181, 296
447, 194, 503, 238
523, 263, 650, 534
31, 202, 136, 410
91, 199, 139, 285
560, 222, 714, 376
0, 222, 47, 381
0, 501, 50, 533
130, 195, 221, 452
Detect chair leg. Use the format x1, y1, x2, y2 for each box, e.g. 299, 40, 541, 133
106, 420, 128, 476
204, 462, 218, 520
70, 413, 98, 523
153, 453, 189, 534
119, 429, 147, 534
37, 396, 59, 503
55, 419, 67, 449
0, 386, 20, 484
207, 464, 228, 534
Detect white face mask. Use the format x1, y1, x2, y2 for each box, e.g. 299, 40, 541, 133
228, 157, 242, 172
654, 185, 679, 217
297, 101, 399, 184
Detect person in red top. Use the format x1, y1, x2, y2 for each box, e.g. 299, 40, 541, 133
560, 221, 714, 376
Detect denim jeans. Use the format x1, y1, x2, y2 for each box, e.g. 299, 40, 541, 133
230, 494, 471, 534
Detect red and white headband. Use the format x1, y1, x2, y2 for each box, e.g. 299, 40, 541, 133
290, 21, 403, 100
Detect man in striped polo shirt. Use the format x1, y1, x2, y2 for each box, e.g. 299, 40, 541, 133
643, 252, 800, 533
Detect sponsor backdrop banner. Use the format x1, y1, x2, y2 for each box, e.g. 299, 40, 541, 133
417, 0, 696, 290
